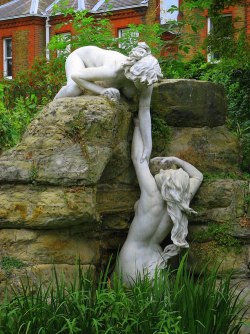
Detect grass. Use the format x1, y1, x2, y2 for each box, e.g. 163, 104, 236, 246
0, 256, 26, 271
0, 256, 247, 334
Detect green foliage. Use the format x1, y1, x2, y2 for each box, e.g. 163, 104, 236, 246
203, 171, 250, 180
1, 57, 65, 109
152, 116, 172, 154
0, 84, 40, 152
0, 256, 247, 334
160, 8, 206, 77
0, 56, 65, 151
48, 3, 168, 58
49, 9, 116, 58
182, 0, 247, 14
0, 256, 26, 271
193, 223, 243, 250
117, 23, 166, 57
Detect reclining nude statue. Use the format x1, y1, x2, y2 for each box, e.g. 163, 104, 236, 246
114, 120, 203, 286
54, 42, 162, 162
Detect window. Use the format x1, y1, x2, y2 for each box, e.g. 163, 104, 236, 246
3, 38, 12, 78
207, 15, 233, 62
117, 28, 139, 49
56, 32, 71, 57
160, 0, 179, 24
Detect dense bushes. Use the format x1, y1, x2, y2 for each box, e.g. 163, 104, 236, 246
0, 57, 65, 152
0, 257, 247, 334
0, 85, 38, 151
2, 57, 65, 109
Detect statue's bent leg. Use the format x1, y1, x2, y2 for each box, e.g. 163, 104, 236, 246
54, 82, 82, 99
71, 66, 117, 97
54, 53, 86, 99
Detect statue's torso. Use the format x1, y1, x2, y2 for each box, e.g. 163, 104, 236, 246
115, 200, 173, 285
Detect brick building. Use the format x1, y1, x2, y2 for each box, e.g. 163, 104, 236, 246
0, 0, 249, 78
0, 0, 155, 78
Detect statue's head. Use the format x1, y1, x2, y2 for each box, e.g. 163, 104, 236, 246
155, 168, 196, 248
123, 42, 163, 87
154, 168, 192, 213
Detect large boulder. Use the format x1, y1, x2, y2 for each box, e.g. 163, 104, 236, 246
152, 79, 227, 127
0, 96, 131, 185
167, 126, 240, 173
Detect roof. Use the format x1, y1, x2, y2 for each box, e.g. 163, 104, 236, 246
0, 0, 148, 21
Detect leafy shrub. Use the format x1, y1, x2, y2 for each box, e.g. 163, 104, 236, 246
1, 57, 65, 110
48, 9, 116, 57
0, 256, 247, 334
0, 84, 41, 152
0, 56, 65, 151
152, 116, 172, 155
48, 7, 166, 59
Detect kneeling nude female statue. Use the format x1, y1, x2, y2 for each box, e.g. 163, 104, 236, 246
54, 42, 162, 163
114, 120, 203, 286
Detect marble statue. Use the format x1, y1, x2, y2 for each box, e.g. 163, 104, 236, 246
55, 42, 163, 162
114, 120, 203, 286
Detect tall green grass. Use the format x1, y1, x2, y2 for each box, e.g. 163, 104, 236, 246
0, 256, 247, 334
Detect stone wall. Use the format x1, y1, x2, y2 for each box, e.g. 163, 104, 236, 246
0, 80, 249, 328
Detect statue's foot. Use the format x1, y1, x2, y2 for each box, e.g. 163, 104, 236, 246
102, 88, 120, 102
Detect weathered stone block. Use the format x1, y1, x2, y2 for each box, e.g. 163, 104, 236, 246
189, 242, 249, 277
0, 228, 100, 265
96, 185, 139, 215
166, 126, 240, 173
0, 184, 97, 229
0, 96, 132, 185
191, 180, 248, 224
151, 79, 227, 127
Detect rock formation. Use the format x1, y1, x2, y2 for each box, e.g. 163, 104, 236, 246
0, 80, 249, 326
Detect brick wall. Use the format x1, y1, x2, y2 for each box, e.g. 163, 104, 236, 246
49, 8, 147, 42
0, 0, 11, 5
0, 17, 45, 78
0, 1, 249, 78
14, 30, 29, 73
247, 1, 250, 35
180, 3, 249, 59
110, 9, 146, 36
145, 0, 159, 24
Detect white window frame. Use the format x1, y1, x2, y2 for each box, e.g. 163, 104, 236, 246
160, 0, 179, 25
207, 14, 232, 63
56, 32, 71, 57
3, 38, 12, 79
117, 28, 139, 49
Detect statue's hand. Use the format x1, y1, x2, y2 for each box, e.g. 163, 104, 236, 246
101, 88, 120, 101
150, 156, 177, 165
140, 149, 151, 164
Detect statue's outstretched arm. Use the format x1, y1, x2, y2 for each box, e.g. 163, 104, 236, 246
71, 67, 120, 101
151, 156, 203, 200
132, 120, 158, 197
138, 85, 153, 163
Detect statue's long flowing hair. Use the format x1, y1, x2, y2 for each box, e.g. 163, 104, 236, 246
123, 42, 163, 86
160, 168, 197, 248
